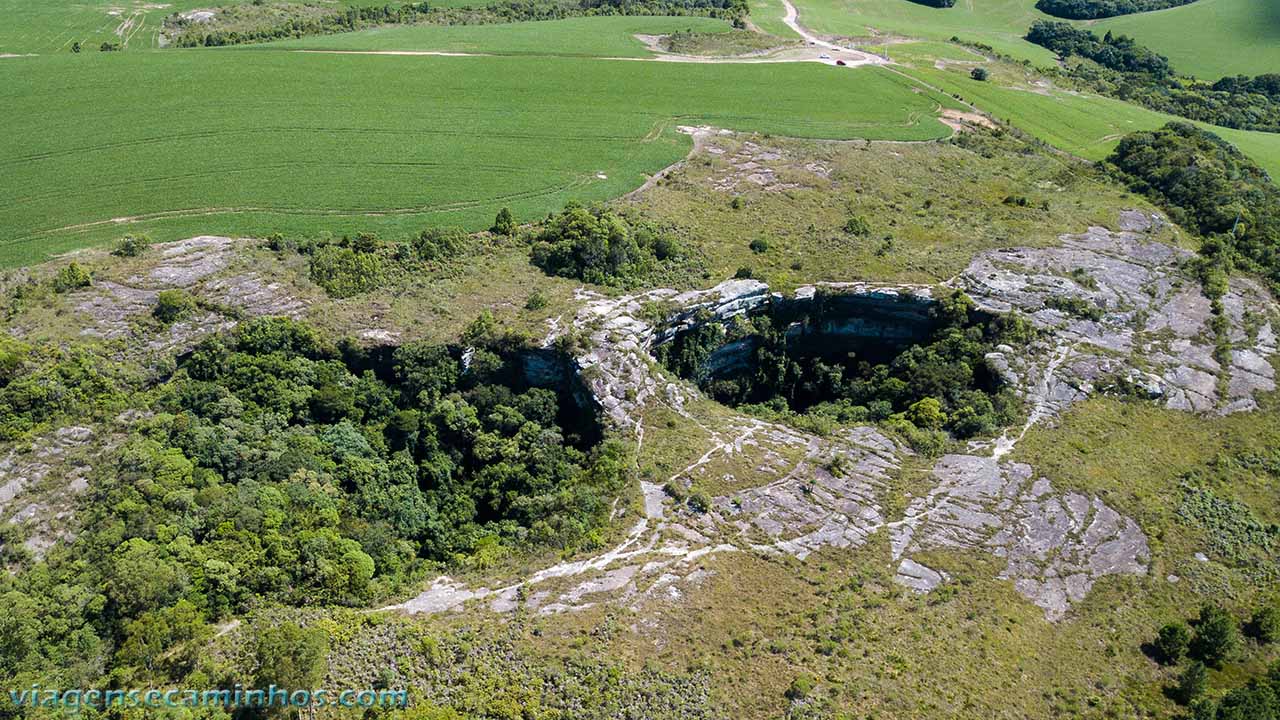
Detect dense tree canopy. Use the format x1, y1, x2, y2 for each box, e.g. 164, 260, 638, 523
1108, 123, 1280, 290
1034, 0, 1197, 20
530, 202, 702, 287
0, 316, 627, 697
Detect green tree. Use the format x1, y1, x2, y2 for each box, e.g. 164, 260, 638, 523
907, 397, 947, 430
112, 234, 150, 257
1248, 605, 1280, 645
491, 207, 517, 236
1155, 622, 1192, 664
970, 67, 990, 81
53, 262, 92, 292
254, 621, 330, 693
1191, 604, 1241, 668
1175, 661, 1209, 705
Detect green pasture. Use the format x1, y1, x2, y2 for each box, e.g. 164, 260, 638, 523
0, 50, 954, 267
790, 0, 1057, 64
269, 15, 734, 56
1090, 0, 1280, 79
904, 65, 1280, 178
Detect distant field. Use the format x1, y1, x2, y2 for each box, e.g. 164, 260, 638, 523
791, 0, 1057, 65
270, 16, 735, 56
0, 0, 369, 53
748, 0, 799, 37
0, 51, 955, 267
1090, 0, 1280, 79
904, 65, 1280, 178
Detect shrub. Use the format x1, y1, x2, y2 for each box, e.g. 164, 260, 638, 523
491, 207, 517, 236
970, 67, 989, 81
309, 246, 383, 298
843, 215, 871, 236
1157, 617, 1192, 661
785, 675, 814, 701
413, 227, 468, 262
153, 290, 197, 324
1154, 622, 1191, 664
733, 267, 754, 279
524, 291, 549, 311
52, 263, 92, 293
749, 238, 769, 254
1247, 606, 1280, 644
112, 234, 150, 257
687, 491, 711, 514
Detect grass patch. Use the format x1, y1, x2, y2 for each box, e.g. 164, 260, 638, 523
901, 63, 1280, 178
626, 129, 1167, 287
791, 0, 1057, 64
1090, 0, 1280, 79
268, 15, 738, 56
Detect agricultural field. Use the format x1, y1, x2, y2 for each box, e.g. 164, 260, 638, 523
269, 15, 737, 56
790, 0, 1058, 64
1090, 0, 1280, 79
0, 49, 955, 267
902, 63, 1280, 178
0, 0, 369, 53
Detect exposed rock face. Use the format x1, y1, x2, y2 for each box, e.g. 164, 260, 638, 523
891, 455, 1148, 619
73, 236, 308, 352
959, 213, 1277, 415
0, 425, 98, 561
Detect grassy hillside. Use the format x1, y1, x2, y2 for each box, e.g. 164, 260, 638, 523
0, 50, 955, 267
791, 0, 1057, 64
269, 15, 736, 56
1090, 0, 1280, 79
904, 64, 1280, 178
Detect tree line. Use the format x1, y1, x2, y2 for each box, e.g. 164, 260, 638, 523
1034, 0, 1198, 20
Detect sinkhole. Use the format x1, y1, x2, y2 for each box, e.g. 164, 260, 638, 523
654, 288, 1029, 438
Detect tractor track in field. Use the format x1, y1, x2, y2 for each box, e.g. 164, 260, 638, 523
1, 175, 598, 244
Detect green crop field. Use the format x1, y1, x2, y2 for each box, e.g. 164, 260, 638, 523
1090, 0, 1280, 79
269, 15, 735, 56
0, 50, 955, 267
904, 65, 1280, 178
791, 0, 1056, 64
0, 0, 371, 54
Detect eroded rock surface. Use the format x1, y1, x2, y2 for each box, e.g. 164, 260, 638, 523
391, 212, 1275, 622
960, 212, 1277, 415
73, 236, 308, 352
891, 455, 1148, 619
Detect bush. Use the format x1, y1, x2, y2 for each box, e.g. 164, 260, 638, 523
52, 263, 92, 293
524, 290, 549, 311
1154, 622, 1191, 664
413, 227, 468, 262
842, 215, 870, 236
1174, 661, 1208, 705
749, 237, 769, 254
112, 234, 150, 257
491, 207, 517, 236
970, 67, 989, 81
153, 290, 197, 324
309, 246, 383, 298
733, 267, 754, 279
529, 202, 693, 287
1247, 605, 1280, 644
785, 675, 814, 701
